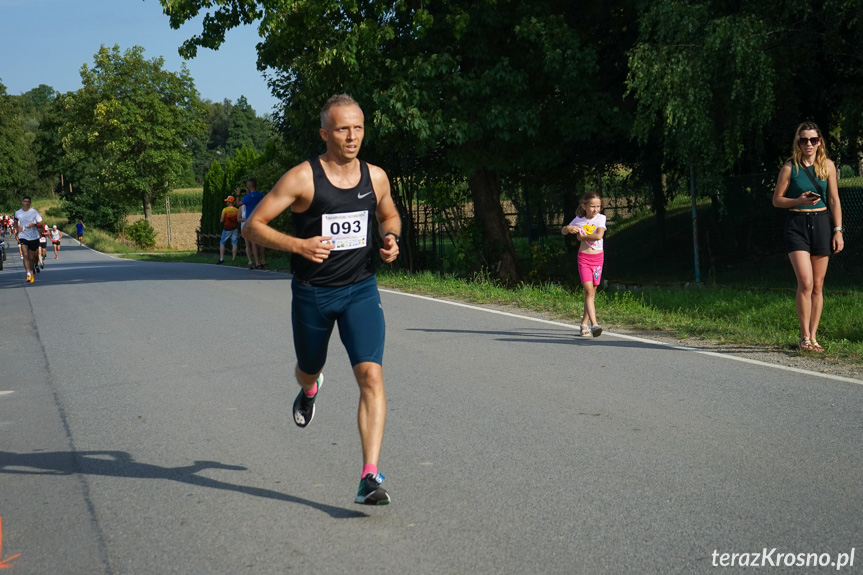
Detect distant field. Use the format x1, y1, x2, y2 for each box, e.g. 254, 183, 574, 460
127, 212, 200, 250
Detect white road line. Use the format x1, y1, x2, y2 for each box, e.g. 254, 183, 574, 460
381, 289, 863, 386
0, 391, 14, 396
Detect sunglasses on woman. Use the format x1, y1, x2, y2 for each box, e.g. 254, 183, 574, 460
798, 137, 820, 146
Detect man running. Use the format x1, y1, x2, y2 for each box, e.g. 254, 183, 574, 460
244, 94, 401, 505
13, 196, 43, 283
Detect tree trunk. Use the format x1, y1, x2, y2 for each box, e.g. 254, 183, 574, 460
142, 191, 153, 224
468, 167, 523, 285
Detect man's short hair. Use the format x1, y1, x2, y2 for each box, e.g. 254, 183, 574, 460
22, 195, 31, 201
246, 178, 257, 188
321, 94, 361, 129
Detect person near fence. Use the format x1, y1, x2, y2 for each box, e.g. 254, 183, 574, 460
14, 196, 43, 283
51, 225, 62, 259
772, 121, 844, 352
217, 195, 240, 264
236, 188, 260, 270
243, 93, 401, 505
562, 191, 607, 337
242, 178, 267, 269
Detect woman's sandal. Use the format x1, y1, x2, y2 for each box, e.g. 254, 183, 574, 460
580, 324, 591, 337
811, 340, 825, 353
799, 338, 814, 351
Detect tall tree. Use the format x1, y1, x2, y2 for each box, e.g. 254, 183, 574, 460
162, 0, 617, 284
0, 80, 32, 206
626, 0, 863, 174
225, 95, 272, 156
55, 45, 206, 223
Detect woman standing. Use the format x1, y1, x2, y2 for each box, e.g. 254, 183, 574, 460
772, 122, 844, 352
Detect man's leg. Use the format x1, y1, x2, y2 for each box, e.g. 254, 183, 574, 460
352, 361, 390, 505
22, 245, 35, 280
354, 362, 386, 470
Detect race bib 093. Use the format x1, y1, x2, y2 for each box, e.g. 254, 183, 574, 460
322, 210, 368, 251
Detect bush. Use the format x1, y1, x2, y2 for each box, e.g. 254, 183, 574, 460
125, 219, 157, 249
45, 205, 66, 219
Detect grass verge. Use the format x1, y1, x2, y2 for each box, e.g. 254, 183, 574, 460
376, 270, 863, 364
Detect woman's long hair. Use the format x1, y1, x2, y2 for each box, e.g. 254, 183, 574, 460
791, 121, 829, 180
575, 191, 603, 218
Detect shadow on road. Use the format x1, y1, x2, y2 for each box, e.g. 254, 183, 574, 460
406, 326, 679, 350
0, 450, 366, 519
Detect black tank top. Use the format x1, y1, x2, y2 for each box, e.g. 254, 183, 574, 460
291, 157, 377, 286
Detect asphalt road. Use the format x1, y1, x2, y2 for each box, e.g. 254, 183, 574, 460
1, 236, 862, 574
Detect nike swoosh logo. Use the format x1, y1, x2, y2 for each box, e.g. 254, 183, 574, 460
357, 191, 374, 199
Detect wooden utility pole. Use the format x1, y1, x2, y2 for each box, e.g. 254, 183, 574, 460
165, 195, 173, 247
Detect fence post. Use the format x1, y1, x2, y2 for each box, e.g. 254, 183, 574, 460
690, 163, 701, 283
165, 195, 172, 247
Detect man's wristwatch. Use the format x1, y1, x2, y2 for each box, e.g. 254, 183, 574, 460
385, 232, 400, 245
833, 226, 844, 233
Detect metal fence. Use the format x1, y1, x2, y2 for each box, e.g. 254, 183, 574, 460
406, 172, 861, 287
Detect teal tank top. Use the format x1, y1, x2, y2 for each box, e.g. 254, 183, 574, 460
785, 164, 827, 210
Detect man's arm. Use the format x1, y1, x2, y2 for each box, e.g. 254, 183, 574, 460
370, 165, 401, 264
243, 163, 335, 263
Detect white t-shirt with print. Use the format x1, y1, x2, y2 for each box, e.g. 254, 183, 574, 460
14, 208, 43, 241
568, 213, 607, 251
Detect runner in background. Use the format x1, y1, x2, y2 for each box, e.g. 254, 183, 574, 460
38, 223, 48, 269
51, 225, 62, 259
13, 196, 43, 283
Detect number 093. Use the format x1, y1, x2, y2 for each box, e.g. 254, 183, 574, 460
331, 220, 362, 235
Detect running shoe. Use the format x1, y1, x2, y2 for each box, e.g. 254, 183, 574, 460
40, 261, 44, 269
355, 473, 391, 505
292, 373, 323, 428
591, 324, 603, 337
34, 265, 39, 274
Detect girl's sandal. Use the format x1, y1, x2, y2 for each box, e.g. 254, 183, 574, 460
799, 338, 814, 351
811, 340, 825, 353
580, 324, 591, 337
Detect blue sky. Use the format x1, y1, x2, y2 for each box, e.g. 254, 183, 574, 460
0, 0, 279, 116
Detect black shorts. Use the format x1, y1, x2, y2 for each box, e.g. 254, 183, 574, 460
783, 210, 832, 256
19, 238, 40, 251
